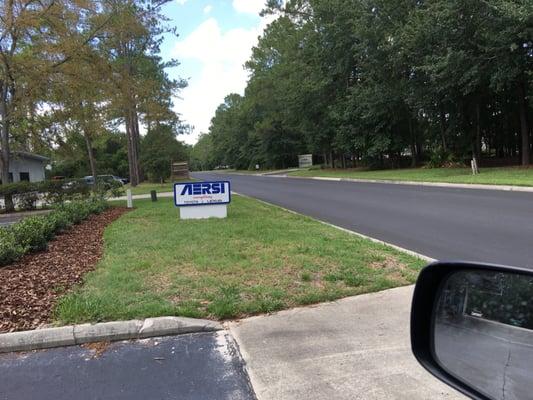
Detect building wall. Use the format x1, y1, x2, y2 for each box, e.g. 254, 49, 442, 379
7, 157, 46, 183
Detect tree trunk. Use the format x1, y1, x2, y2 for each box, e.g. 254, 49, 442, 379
475, 103, 482, 162
0, 85, 14, 212
409, 117, 417, 168
439, 106, 447, 151
84, 132, 97, 183
518, 82, 530, 166
125, 106, 141, 186
132, 108, 142, 182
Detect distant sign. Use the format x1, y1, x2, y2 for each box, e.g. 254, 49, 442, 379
174, 181, 231, 207
298, 154, 313, 168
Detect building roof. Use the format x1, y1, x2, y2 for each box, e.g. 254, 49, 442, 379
11, 151, 50, 162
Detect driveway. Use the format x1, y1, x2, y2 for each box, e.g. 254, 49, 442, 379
194, 173, 533, 268
0, 332, 255, 400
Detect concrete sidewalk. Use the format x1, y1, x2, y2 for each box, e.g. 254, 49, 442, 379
229, 285, 465, 400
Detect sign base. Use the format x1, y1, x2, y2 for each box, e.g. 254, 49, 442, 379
180, 204, 227, 220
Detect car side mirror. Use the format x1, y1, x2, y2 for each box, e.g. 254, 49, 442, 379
411, 261, 533, 400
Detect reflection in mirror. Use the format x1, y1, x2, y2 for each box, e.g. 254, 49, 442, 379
433, 270, 533, 400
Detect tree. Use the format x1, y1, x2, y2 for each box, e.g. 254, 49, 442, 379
189, 133, 215, 171
202, 0, 532, 170
140, 124, 189, 182
97, 0, 184, 186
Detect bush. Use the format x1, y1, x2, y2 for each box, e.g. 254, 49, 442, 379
11, 216, 55, 252
0, 228, 25, 265
17, 191, 39, 211
42, 180, 91, 205
426, 149, 464, 169
0, 199, 109, 267
0, 179, 120, 211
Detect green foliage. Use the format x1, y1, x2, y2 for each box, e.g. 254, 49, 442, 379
427, 150, 459, 169
0, 229, 25, 266
0, 179, 122, 211
140, 124, 190, 182
0, 200, 109, 267
194, 0, 532, 170
50, 132, 130, 179
17, 191, 39, 211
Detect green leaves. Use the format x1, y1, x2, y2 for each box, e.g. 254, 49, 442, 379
0, 199, 109, 267
196, 0, 532, 170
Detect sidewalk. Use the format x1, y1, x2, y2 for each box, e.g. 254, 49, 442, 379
229, 285, 465, 400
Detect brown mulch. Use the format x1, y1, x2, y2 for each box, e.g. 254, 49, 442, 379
0, 207, 129, 333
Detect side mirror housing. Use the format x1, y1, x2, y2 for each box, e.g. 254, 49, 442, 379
411, 261, 533, 400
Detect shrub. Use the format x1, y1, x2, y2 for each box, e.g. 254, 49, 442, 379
0, 199, 109, 267
17, 191, 39, 211
41, 180, 91, 205
0, 179, 120, 210
11, 216, 55, 252
0, 228, 26, 265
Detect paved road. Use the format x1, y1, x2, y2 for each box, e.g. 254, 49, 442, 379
0, 332, 255, 400
194, 173, 533, 268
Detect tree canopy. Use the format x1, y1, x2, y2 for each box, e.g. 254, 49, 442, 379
197, 0, 532, 170
0, 0, 188, 212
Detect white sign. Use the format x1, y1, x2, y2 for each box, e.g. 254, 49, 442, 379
298, 154, 313, 168
174, 181, 231, 220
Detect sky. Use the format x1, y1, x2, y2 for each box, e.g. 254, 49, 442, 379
158, 0, 273, 145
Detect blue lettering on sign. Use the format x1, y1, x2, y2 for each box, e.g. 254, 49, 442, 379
180, 182, 226, 196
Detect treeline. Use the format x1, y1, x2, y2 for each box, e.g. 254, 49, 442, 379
0, 0, 187, 208
191, 0, 532, 171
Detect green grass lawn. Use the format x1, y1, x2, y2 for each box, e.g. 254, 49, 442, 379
125, 179, 195, 195
290, 166, 533, 186
55, 196, 425, 324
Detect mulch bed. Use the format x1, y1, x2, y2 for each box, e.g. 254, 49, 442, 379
0, 207, 129, 333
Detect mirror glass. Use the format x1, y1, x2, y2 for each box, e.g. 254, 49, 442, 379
433, 270, 533, 400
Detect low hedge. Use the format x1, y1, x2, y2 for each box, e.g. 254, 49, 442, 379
0, 199, 109, 266
0, 179, 123, 211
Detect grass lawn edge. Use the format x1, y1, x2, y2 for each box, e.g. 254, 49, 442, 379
54, 195, 429, 326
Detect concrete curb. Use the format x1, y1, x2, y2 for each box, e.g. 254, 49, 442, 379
269, 174, 533, 192
233, 192, 436, 263
0, 317, 222, 354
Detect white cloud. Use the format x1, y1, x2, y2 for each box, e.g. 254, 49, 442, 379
203, 5, 212, 14
176, 0, 188, 5
232, 0, 265, 15
173, 16, 274, 144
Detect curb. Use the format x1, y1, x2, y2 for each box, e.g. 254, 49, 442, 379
232, 192, 436, 263
0, 316, 222, 354
269, 174, 533, 193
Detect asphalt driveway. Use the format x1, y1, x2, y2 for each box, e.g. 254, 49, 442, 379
0, 332, 255, 400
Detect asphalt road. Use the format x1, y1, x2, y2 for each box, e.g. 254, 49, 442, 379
194, 173, 533, 269
0, 332, 255, 400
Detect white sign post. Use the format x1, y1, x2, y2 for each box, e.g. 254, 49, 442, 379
174, 181, 231, 220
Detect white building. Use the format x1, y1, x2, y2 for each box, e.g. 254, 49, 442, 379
0, 152, 49, 184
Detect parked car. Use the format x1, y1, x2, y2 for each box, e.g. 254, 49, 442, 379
83, 175, 125, 186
